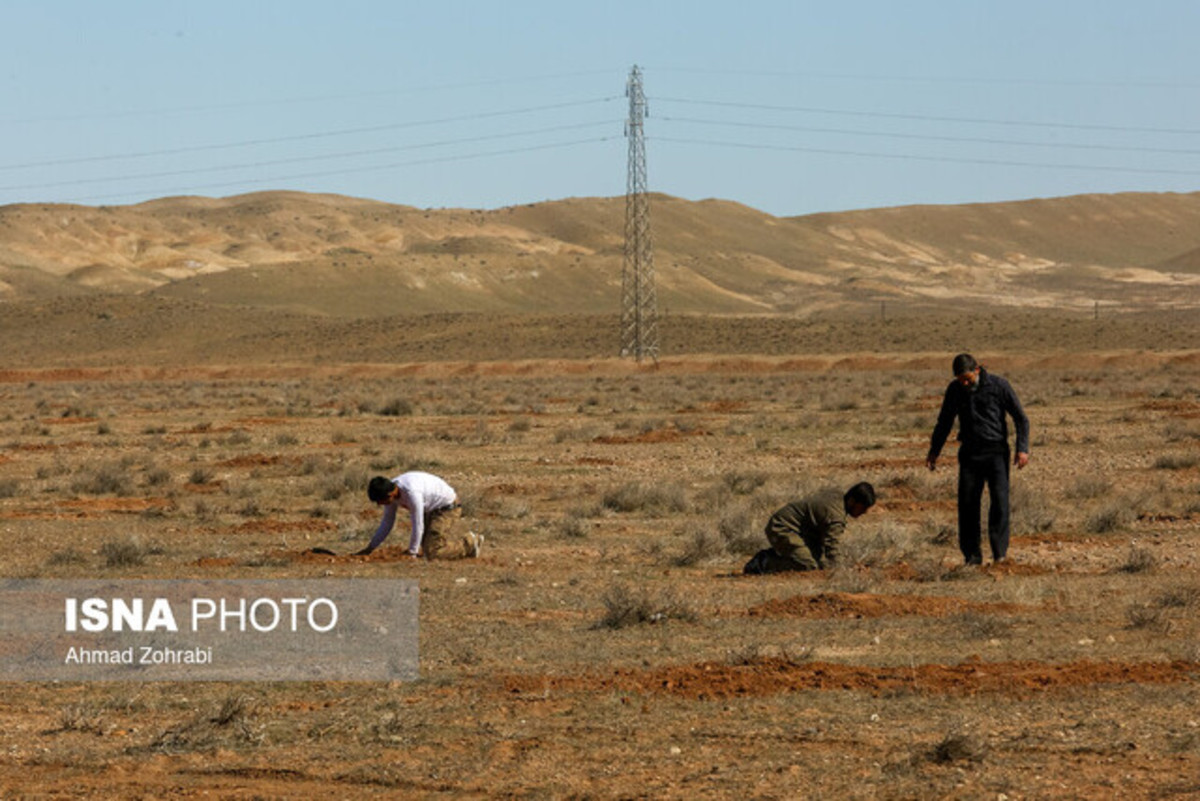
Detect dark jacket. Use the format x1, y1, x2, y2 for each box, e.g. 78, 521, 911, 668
928, 368, 1030, 460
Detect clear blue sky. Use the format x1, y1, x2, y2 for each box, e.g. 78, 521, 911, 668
2, 1, 1199, 216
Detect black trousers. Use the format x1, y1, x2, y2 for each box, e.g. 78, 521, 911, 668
957, 449, 1010, 563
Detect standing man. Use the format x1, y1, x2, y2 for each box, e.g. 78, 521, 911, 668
358, 471, 482, 559
743, 482, 876, 574
926, 354, 1030, 565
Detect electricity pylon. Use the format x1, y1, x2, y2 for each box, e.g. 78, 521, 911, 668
620, 65, 659, 362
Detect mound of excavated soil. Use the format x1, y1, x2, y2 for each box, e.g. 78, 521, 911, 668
502, 657, 1200, 700
747, 592, 1028, 618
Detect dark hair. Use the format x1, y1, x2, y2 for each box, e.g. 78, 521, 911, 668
845, 481, 876, 508
367, 476, 395, 503
951, 353, 978, 376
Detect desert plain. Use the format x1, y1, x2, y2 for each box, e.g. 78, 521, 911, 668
1, 191, 1200, 798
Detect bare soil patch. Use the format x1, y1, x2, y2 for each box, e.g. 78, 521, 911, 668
746, 591, 1029, 618
502, 657, 1200, 700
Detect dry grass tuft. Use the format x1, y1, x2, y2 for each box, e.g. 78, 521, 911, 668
602, 482, 689, 516
1113, 546, 1158, 574
99, 538, 147, 568
928, 732, 987, 764
593, 584, 698, 629
148, 695, 264, 754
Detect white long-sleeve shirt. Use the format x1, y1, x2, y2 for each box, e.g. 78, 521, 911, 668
367, 471, 458, 555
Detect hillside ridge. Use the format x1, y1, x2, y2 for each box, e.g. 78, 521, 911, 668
3, 190, 1200, 314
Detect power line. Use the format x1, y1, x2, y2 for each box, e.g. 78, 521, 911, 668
653, 96, 1200, 136
0, 120, 621, 192
650, 65, 1200, 90
657, 115, 1200, 157
0, 97, 622, 172
651, 135, 1200, 177
57, 136, 616, 204
0, 69, 620, 125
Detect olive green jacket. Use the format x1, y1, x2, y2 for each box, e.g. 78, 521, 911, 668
765, 488, 848, 567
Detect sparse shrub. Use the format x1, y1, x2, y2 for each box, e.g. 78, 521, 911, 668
149, 694, 264, 753
716, 511, 765, 556
365, 712, 413, 745
927, 732, 987, 764
553, 425, 602, 443
722, 470, 768, 495
673, 527, 726, 566
47, 547, 87, 566
0, 478, 18, 499
593, 584, 698, 629
508, 417, 532, 433
560, 512, 589, 539
1065, 476, 1112, 500
1154, 585, 1200, 609
72, 464, 133, 496
497, 498, 531, 520
223, 430, 252, 446
100, 539, 146, 568
379, 399, 414, 417
900, 558, 949, 583
299, 457, 324, 476
144, 467, 171, 487
1126, 604, 1170, 632
1154, 453, 1199, 470
1114, 546, 1157, 574
840, 520, 918, 568
56, 703, 109, 735
1085, 503, 1135, 534
602, 481, 688, 516
920, 516, 956, 546
319, 468, 367, 501
1010, 483, 1056, 535
189, 467, 213, 485
819, 391, 859, 412
955, 612, 1010, 640
726, 643, 811, 666
1163, 421, 1200, 443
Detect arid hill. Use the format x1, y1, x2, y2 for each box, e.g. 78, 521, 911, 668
3, 190, 1200, 316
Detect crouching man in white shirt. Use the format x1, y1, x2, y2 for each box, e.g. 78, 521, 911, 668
358, 471, 482, 559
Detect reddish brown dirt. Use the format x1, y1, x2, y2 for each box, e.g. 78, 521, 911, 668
747, 592, 1028, 619
215, 454, 295, 468
58, 497, 174, 513
225, 518, 336, 534
502, 657, 1200, 700
258, 546, 416, 564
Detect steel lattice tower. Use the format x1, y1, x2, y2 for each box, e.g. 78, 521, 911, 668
620, 65, 659, 361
